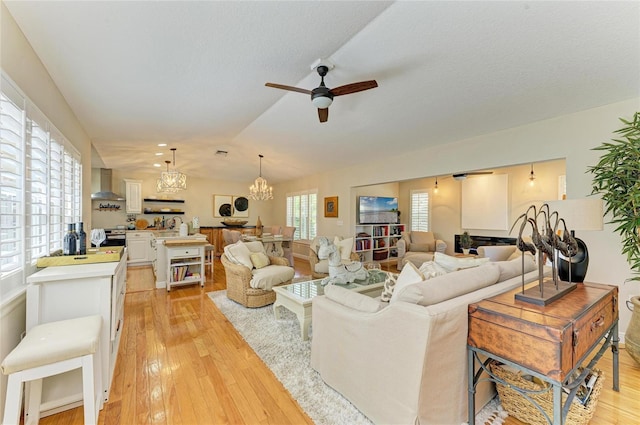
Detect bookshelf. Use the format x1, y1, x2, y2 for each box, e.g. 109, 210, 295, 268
354, 223, 405, 263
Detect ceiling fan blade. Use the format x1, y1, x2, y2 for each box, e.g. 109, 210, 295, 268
331, 80, 378, 96
318, 108, 328, 123
265, 83, 312, 95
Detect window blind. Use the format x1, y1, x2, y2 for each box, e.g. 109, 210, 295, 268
410, 190, 429, 232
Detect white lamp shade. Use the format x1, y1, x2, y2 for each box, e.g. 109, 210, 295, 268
546, 198, 603, 231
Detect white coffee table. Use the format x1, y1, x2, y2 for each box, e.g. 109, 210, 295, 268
273, 271, 389, 340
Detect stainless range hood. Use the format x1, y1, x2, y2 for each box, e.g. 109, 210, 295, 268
91, 168, 125, 201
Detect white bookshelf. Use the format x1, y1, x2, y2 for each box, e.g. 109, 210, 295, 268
354, 223, 405, 263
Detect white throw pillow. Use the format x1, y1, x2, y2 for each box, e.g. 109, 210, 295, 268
245, 241, 266, 254
334, 236, 354, 260
224, 241, 253, 269
418, 261, 450, 279
434, 252, 491, 272
390, 261, 425, 303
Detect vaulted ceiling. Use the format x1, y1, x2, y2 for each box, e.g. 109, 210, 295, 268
5, 1, 639, 183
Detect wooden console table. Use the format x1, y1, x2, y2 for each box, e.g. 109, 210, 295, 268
467, 280, 619, 425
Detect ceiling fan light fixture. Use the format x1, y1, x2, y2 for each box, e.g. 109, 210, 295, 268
249, 154, 273, 201
312, 94, 333, 109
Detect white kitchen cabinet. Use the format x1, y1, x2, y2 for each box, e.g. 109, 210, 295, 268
124, 179, 142, 213
126, 231, 152, 264
25, 253, 127, 416
154, 233, 207, 288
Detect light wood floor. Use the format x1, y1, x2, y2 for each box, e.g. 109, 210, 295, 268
36, 258, 639, 425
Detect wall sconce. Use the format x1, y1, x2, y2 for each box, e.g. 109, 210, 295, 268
529, 164, 536, 186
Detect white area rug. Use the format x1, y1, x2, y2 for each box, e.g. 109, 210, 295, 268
207, 290, 507, 425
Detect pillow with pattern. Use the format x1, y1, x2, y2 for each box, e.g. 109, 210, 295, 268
380, 274, 397, 302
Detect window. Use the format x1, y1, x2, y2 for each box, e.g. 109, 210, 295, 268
286, 190, 317, 241
0, 74, 82, 299
410, 190, 430, 231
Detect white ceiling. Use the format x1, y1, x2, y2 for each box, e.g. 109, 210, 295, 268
5, 1, 640, 184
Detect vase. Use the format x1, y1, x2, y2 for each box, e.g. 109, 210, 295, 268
256, 216, 262, 237
626, 296, 640, 366
462, 248, 470, 255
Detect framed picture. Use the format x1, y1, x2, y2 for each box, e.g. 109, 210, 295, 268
213, 195, 233, 217
232, 196, 249, 218
324, 196, 338, 218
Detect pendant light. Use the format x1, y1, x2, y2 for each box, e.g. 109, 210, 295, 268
157, 160, 179, 193
249, 154, 273, 201
529, 164, 536, 186
434, 177, 439, 194
160, 148, 187, 191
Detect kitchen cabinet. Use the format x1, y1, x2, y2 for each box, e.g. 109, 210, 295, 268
124, 179, 142, 213
126, 231, 153, 264
25, 253, 127, 416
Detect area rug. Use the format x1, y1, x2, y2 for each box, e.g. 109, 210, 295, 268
207, 290, 507, 425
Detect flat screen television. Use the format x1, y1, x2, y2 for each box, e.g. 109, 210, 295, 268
358, 196, 399, 224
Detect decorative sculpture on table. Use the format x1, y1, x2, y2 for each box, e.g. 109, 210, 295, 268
509, 203, 580, 305
316, 237, 368, 285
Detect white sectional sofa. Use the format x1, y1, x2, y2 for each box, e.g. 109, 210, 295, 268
311, 255, 547, 425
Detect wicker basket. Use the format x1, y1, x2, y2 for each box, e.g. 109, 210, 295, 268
490, 362, 604, 425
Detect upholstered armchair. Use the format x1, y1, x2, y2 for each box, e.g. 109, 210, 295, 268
281, 226, 296, 266
396, 231, 446, 270
309, 236, 360, 279
222, 229, 242, 247
221, 241, 294, 308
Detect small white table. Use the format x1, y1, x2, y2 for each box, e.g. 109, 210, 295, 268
272, 272, 389, 340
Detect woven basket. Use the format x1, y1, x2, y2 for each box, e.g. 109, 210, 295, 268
490, 362, 603, 425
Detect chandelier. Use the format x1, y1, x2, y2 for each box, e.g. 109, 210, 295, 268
249, 154, 273, 201
156, 161, 179, 193
159, 148, 187, 191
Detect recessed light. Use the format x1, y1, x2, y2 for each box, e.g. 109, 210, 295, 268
157, 143, 167, 147
153, 163, 161, 167
155, 152, 163, 156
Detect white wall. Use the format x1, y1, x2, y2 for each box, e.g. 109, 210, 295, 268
274, 98, 640, 340
90, 169, 277, 230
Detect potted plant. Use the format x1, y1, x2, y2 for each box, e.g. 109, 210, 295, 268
588, 111, 640, 365
460, 231, 472, 255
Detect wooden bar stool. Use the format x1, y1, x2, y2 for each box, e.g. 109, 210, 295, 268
1, 315, 103, 425
204, 243, 215, 276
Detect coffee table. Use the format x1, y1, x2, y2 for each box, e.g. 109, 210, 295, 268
273, 271, 389, 340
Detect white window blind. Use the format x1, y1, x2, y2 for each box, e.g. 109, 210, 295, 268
410, 190, 430, 232
0, 73, 82, 300
286, 190, 317, 240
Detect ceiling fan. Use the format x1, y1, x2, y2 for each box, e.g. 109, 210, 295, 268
452, 171, 493, 181
265, 64, 378, 123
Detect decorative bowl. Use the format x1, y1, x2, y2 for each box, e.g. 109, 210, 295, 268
222, 219, 248, 227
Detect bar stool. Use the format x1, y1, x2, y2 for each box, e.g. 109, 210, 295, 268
1, 315, 103, 425
204, 244, 215, 276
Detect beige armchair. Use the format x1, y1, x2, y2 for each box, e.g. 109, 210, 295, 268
309, 236, 359, 279
396, 231, 446, 270
221, 241, 294, 308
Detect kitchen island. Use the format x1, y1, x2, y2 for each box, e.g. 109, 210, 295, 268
25, 252, 127, 416
154, 232, 208, 289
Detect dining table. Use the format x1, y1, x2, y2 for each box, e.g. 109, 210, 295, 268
243, 235, 293, 257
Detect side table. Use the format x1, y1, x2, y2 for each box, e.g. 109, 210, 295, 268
467, 281, 619, 425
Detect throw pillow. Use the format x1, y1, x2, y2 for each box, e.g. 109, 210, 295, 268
224, 241, 253, 269
250, 252, 270, 269
334, 236, 354, 260
390, 261, 425, 303
434, 252, 491, 272
418, 261, 449, 279
245, 240, 267, 254
325, 284, 381, 313
395, 263, 501, 306
380, 274, 397, 302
